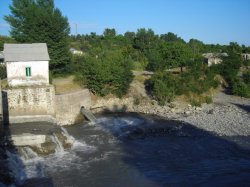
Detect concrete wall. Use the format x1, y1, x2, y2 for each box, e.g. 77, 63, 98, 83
242, 53, 250, 61
55, 89, 91, 125
204, 57, 222, 67
2, 85, 55, 124
1, 85, 91, 125
7, 61, 49, 87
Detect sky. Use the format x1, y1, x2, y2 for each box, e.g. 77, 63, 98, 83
0, 0, 250, 46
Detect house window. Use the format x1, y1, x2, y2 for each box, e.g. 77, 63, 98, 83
26, 67, 31, 77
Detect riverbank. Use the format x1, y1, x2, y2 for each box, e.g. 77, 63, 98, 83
91, 90, 250, 136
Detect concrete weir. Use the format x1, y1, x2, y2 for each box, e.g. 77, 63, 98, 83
11, 134, 46, 146
1, 85, 92, 125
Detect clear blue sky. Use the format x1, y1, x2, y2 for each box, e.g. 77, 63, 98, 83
0, 0, 250, 46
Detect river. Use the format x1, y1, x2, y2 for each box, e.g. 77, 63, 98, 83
7, 113, 250, 186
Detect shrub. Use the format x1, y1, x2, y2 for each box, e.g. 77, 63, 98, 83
243, 71, 250, 86
190, 98, 202, 107
232, 80, 250, 98
148, 72, 178, 105
153, 79, 175, 105
204, 96, 213, 104
0, 65, 6, 79
76, 50, 133, 97
148, 62, 219, 105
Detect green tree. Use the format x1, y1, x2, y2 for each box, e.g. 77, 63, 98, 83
161, 42, 192, 71
160, 32, 185, 43
0, 35, 16, 51
103, 28, 116, 38
188, 39, 204, 56
124, 31, 135, 42
227, 42, 242, 54
134, 28, 157, 53
5, 0, 70, 73
76, 50, 133, 97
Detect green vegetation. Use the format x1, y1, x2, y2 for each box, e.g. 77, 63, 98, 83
0, 35, 16, 51
74, 49, 133, 97
0, 65, 7, 79
3, 1, 250, 101
147, 61, 220, 105
218, 52, 250, 98
5, 0, 71, 73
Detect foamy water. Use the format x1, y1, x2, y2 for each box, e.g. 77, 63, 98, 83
6, 114, 250, 187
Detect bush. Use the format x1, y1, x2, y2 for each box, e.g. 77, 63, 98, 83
148, 62, 219, 105
153, 79, 175, 105
0, 65, 6, 79
243, 71, 250, 86
204, 96, 213, 104
190, 98, 202, 107
148, 72, 178, 105
232, 80, 250, 98
76, 50, 133, 97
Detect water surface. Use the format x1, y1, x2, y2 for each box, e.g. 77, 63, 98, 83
21, 113, 250, 186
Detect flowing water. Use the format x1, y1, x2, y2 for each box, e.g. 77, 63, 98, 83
7, 114, 250, 186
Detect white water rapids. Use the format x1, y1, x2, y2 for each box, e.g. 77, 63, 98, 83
4, 115, 250, 187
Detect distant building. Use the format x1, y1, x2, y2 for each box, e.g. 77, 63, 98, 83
0, 51, 4, 63
3, 43, 50, 87
202, 53, 228, 67
241, 53, 250, 61
70, 48, 83, 56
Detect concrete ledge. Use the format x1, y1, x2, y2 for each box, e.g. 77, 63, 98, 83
9, 115, 56, 124
11, 133, 46, 146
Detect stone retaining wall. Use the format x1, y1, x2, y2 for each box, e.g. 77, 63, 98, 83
2, 85, 55, 124
55, 89, 91, 125
1, 85, 92, 125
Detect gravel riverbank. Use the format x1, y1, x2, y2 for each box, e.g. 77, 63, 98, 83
92, 91, 250, 136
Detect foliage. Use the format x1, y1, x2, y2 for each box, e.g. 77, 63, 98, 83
189, 95, 212, 107
148, 61, 219, 105
188, 39, 205, 56
0, 35, 16, 51
243, 71, 250, 86
160, 32, 185, 43
148, 72, 178, 105
5, 0, 70, 73
0, 65, 7, 79
232, 79, 250, 98
69, 28, 250, 99
75, 50, 133, 97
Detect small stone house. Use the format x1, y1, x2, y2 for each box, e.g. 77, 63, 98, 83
70, 48, 83, 56
241, 53, 250, 61
202, 53, 228, 67
3, 43, 50, 87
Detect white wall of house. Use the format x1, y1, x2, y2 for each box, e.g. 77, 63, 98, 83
7, 61, 49, 87
208, 58, 222, 66
242, 53, 250, 61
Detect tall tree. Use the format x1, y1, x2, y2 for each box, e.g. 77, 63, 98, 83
134, 28, 158, 53
103, 28, 116, 38
160, 32, 185, 43
5, 0, 70, 72
188, 39, 204, 56
161, 42, 192, 72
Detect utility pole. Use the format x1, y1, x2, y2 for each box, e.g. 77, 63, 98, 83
75, 23, 78, 35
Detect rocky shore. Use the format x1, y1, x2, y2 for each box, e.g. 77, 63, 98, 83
92, 91, 250, 136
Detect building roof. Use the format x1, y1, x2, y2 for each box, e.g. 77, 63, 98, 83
202, 52, 228, 59
3, 43, 50, 62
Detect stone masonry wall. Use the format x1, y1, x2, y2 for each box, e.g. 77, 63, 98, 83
2, 85, 55, 123
55, 89, 91, 125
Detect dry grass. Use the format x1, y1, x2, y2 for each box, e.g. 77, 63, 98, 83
52, 75, 83, 94
134, 74, 151, 83
0, 79, 8, 89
